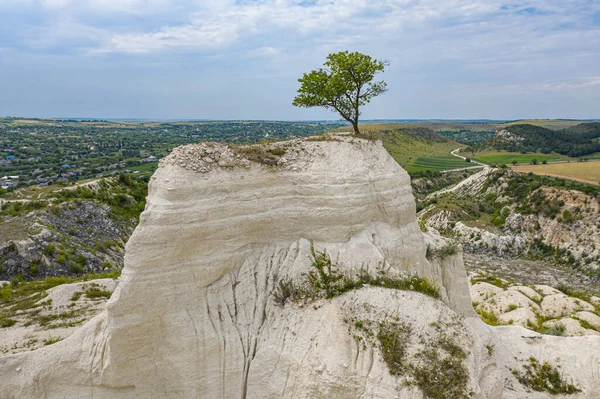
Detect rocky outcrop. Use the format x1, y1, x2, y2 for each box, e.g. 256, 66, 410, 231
0, 135, 599, 398
0, 199, 131, 281
421, 168, 600, 269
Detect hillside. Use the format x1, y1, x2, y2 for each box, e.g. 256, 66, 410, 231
419, 167, 600, 274
351, 124, 469, 175
0, 175, 146, 281
481, 122, 600, 157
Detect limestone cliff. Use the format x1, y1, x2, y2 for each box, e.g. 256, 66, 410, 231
0, 135, 599, 398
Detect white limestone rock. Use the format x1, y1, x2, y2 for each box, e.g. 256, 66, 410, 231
1, 135, 599, 398
540, 293, 595, 318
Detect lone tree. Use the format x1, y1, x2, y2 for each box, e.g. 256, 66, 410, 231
292, 51, 387, 135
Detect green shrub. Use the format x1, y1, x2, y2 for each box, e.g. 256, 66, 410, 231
377, 321, 412, 375
43, 244, 55, 256
273, 245, 440, 306
0, 316, 17, 328
476, 308, 502, 326
84, 286, 111, 299
412, 335, 470, 399
43, 336, 62, 346
308, 241, 343, 298
542, 323, 566, 336
511, 357, 580, 394
29, 263, 40, 276
70, 262, 84, 274
273, 278, 298, 307
426, 241, 458, 260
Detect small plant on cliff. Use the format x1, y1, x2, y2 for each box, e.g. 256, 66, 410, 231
272, 244, 439, 306
511, 357, 580, 394
426, 241, 458, 261
308, 241, 343, 298
411, 335, 470, 399
377, 321, 412, 375
273, 277, 299, 307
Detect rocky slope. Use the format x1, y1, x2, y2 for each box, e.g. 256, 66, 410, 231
420, 167, 600, 272
1, 135, 599, 398
469, 271, 600, 336
0, 177, 144, 281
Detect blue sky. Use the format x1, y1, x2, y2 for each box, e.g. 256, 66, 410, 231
0, 0, 599, 120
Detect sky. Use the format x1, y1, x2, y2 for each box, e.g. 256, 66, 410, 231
0, 0, 599, 120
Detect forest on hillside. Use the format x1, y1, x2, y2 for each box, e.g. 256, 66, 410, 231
484, 123, 600, 157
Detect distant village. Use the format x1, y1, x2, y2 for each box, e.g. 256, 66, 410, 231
0, 120, 341, 193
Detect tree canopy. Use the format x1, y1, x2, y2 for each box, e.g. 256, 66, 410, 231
292, 51, 387, 135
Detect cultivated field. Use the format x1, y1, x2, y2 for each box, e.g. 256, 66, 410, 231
410, 154, 473, 173
511, 161, 600, 186
473, 151, 562, 165
499, 119, 593, 130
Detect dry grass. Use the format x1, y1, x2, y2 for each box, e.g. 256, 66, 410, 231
511, 161, 600, 186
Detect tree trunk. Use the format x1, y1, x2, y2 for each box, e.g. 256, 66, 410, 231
352, 122, 360, 135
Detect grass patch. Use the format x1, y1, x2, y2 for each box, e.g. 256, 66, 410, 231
377, 321, 412, 375
411, 334, 470, 399
476, 308, 502, 326
426, 241, 458, 261
511, 357, 580, 394
273, 242, 439, 306
542, 323, 567, 336
83, 284, 112, 300
470, 273, 510, 289
0, 271, 119, 326
0, 316, 17, 328
43, 336, 62, 346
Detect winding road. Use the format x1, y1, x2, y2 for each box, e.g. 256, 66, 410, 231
440, 148, 488, 173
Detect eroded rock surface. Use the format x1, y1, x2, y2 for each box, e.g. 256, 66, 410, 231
0, 135, 599, 398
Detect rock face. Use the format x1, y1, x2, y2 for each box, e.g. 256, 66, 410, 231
0, 135, 599, 398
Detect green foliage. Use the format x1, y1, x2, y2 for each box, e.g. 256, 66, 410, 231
43, 336, 62, 345
411, 155, 473, 172
412, 335, 470, 399
293, 51, 387, 134
308, 241, 343, 298
507, 304, 519, 312
273, 246, 439, 306
542, 323, 567, 336
0, 200, 48, 218
470, 273, 510, 289
474, 152, 559, 165
50, 176, 148, 223
491, 123, 600, 157
377, 321, 412, 375
43, 244, 55, 256
511, 357, 580, 394
0, 271, 119, 328
83, 285, 112, 299
0, 316, 17, 328
485, 344, 495, 356
426, 241, 458, 261
476, 308, 502, 326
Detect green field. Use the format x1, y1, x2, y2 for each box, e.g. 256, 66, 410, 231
473, 152, 562, 165
348, 124, 467, 175
408, 154, 475, 173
